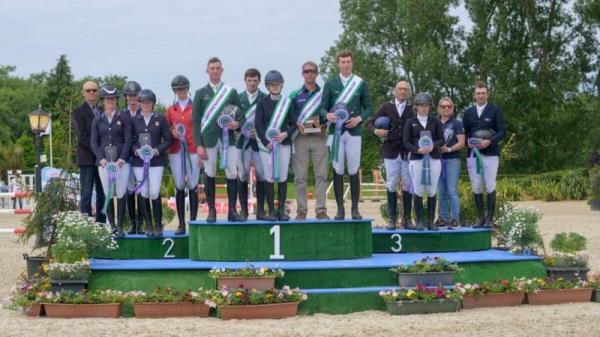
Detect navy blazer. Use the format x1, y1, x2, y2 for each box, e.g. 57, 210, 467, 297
72, 102, 102, 166
130, 112, 173, 167
90, 111, 132, 165
367, 100, 414, 160
255, 95, 296, 147
462, 103, 507, 157
403, 116, 445, 160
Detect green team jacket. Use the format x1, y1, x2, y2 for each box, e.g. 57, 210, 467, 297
192, 83, 244, 148
236, 90, 266, 151
319, 74, 373, 136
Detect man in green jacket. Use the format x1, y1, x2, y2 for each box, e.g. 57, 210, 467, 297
235, 68, 268, 221
193, 57, 244, 223
320, 50, 373, 220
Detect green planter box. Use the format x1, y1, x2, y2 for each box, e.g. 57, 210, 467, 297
396, 271, 455, 287
94, 233, 189, 259
385, 299, 460, 315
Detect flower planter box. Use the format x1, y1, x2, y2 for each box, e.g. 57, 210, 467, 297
217, 276, 276, 291
546, 267, 589, 282
50, 279, 88, 293
385, 300, 460, 315
396, 272, 454, 287
218, 302, 299, 320
23, 254, 47, 279
133, 302, 210, 318
25, 303, 44, 317
591, 290, 599, 303
44, 303, 121, 318
526, 288, 593, 305
462, 292, 524, 309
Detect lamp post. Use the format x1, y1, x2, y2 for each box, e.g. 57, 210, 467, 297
28, 105, 50, 193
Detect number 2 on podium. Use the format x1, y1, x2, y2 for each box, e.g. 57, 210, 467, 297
269, 225, 285, 260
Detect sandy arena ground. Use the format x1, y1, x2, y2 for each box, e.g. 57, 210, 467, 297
0, 200, 599, 337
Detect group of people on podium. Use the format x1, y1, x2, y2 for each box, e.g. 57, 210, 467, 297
72, 50, 505, 238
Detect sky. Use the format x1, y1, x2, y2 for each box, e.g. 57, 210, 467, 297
0, 0, 471, 106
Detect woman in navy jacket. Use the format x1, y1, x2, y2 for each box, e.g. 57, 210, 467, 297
131, 89, 172, 237
90, 85, 132, 236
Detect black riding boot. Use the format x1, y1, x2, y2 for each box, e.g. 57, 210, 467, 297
414, 195, 424, 231
137, 196, 145, 234
227, 179, 243, 222
175, 189, 186, 235
238, 180, 249, 221
265, 182, 277, 221
473, 193, 485, 227
152, 197, 163, 237
277, 181, 290, 221
141, 197, 154, 237
349, 173, 362, 220
385, 191, 397, 230
427, 196, 438, 231
333, 173, 345, 220
189, 187, 199, 221
205, 176, 217, 223
484, 191, 496, 228
402, 191, 415, 230
126, 193, 137, 235
105, 199, 116, 234
116, 197, 126, 237
256, 181, 275, 221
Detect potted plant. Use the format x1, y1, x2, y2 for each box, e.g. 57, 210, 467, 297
36, 290, 124, 318
209, 285, 307, 320
544, 232, 589, 282
6, 274, 50, 316
19, 176, 78, 277
497, 204, 543, 254
588, 273, 600, 302
128, 287, 213, 318
380, 284, 461, 315
390, 256, 460, 287
48, 211, 117, 292
454, 278, 528, 309
209, 264, 285, 291
525, 277, 593, 305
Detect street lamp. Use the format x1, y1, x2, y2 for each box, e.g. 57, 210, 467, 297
28, 105, 50, 192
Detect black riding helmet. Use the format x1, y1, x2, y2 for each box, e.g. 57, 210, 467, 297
123, 81, 142, 96
171, 75, 190, 92
137, 89, 157, 104
99, 85, 119, 99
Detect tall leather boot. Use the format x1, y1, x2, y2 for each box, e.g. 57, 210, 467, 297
402, 191, 415, 230
152, 197, 163, 237
427, 196, 438, 231
277, 181, 290, 221
473, 193, 485, 227
105, 198, 116, 234
126, 193, 137, 235
227, 179, 243, 222
265, 182, 277, 221
385, 191, 397, 230
175, 189, 186, 235
414, 195, 424, 231
116, 197, 126, 237
189, 187, 199, 221
484, 191, 496, 228
205, 176, 217, 223
256, 181, 275, 221
238, 180, 249, 221
333, 172, 345, 220
141, 197, 154, 237
136, 196, 145, 235
349, 173, 362, 220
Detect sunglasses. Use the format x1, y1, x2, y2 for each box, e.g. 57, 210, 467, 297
440, 105, 453, 109
302, 69, 317, 74
85, 89, 98, 93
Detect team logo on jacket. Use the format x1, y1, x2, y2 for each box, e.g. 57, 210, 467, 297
116, 120, 121, 126
155, 121, 160, 127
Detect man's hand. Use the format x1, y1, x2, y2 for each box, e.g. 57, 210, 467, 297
275, 132, 288, 142
478, 139, 491, 149
345, 116, 362, 129
374, 129, 388, 138
296, 122, 306, 135
417, 147, 432, 155
326, 112, 336, 123
197, 146, 207, 160
228, 121, 239, 130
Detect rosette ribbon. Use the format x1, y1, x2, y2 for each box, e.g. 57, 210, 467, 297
467, 138, 484, 175
329, 106, 350, 163
217, 115, 234, 169
241, 121, 255, 150
175, 124, 192, 184
266, 127, 281, 182
134, 144, 154, 193
101, 162, 120, 215
418, 136, 433, 187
